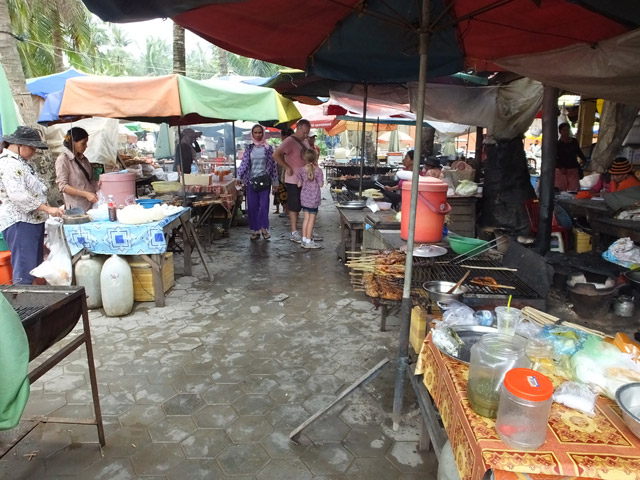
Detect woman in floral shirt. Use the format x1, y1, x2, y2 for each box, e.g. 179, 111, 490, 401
0, 126, 64, 284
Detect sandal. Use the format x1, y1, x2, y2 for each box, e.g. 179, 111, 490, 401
250, 232, 260, 241
262, 231, 271, 239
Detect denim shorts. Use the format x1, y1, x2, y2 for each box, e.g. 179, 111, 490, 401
302, 206, 318, 214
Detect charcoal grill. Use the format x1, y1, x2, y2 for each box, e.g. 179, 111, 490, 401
0, 285, 104, 457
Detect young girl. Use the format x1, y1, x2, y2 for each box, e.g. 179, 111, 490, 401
296, 149, 323, 249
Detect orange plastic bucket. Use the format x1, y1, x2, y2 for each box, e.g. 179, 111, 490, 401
99, 172, 137, 207
401, 178, 450, 243
0, 251, 13, 285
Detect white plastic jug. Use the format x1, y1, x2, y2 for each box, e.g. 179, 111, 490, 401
100, 254, 134, 317
75, 254, 104, 309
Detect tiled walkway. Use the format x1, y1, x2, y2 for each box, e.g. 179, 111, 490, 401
0, 191, 437, 479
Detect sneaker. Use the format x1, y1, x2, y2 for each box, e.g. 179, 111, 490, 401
302, 240, 321, 249
290, 231, 302, 243
312, 231, 323, 241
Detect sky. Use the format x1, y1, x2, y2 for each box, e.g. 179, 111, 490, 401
103, 17, 211, 56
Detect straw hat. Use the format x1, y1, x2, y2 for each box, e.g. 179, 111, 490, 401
608, 157, 632, 175
2, 126, 48, 149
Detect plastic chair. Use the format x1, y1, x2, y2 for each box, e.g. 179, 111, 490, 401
524, 198, 568, 253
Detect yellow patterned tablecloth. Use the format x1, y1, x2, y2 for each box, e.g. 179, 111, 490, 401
418, 333, 640, 480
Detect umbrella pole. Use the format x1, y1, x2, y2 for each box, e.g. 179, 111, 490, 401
358, 82, 368, 198
392, 0, 431, 431
232, 121, 237, 177
375, 117, 380, 175
178, 125, 188, 207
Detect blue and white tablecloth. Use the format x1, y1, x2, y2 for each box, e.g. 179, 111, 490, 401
64, 208, 188, 256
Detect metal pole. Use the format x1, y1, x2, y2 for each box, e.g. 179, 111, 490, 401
178, 125, 187, 207
358, 82, 368, 197
232, 121, 237, 177
474, 126, 483, 183
375, 117, 380, 174
535, 85, 559, 255
392, 0, 430, 430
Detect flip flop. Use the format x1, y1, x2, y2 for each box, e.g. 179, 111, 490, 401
262, 231, 271, 239
250, 232, 260, 241
279, 212, 287, 218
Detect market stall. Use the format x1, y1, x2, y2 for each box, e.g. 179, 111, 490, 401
64, 207, 211, 306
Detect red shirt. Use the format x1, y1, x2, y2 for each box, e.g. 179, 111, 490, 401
610, 175, 640, 193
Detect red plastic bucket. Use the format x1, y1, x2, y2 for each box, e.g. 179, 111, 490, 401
401, 178, 450, 243
99, 172, 137, 207
0, 251, 13, 285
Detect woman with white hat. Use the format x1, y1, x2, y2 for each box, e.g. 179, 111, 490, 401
0, 126, 64, 284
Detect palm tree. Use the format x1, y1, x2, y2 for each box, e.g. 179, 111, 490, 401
186, 44, 219, 79
0, 0, 36, 123
172, 22, 185, 75
141, 37, 172, 76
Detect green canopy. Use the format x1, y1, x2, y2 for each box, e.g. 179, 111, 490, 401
0, 63, 20, 138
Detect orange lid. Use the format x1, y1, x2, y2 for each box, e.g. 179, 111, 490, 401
0, 251, 11, 264
503, 368, 553, 401
401, 176, 448, 192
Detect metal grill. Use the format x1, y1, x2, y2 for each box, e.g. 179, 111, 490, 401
13, 305, 47, 322
411, 254, 540, 299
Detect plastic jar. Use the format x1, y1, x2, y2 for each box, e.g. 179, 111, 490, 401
467, 334, 527, 418
495, 368, 553, 450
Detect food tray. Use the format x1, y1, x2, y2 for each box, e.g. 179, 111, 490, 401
432, 325, 497, 364
337, 201, 367, 210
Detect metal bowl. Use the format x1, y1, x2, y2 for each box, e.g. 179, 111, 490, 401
422, 280, 468, 303
337, 200, 367, 210
616, 382, 640, 439
625, 270, 640, 287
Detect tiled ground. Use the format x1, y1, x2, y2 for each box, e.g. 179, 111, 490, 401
0, 189, 437, 479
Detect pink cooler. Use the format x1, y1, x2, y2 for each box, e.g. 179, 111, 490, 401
99, 172, 137, 207
401, 177, 450, 243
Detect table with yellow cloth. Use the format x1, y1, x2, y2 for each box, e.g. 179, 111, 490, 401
416, 332, 640, 480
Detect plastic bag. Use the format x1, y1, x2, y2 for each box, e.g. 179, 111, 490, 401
29, 219, 72, 286
539, 325, 589, 356
553, 381, 597, 416
431, 321, 464, 357
366, 197, 380, 212
515, 320, 543, 339
454, 180, 478, 196
442, 303, 476, 326
571, 336, 640, 399
579, 173, 600, 190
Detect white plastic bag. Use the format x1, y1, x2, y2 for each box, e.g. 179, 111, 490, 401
30, 219, 72, 286
442, 303, 477, 326
553, 381, 597, 416
454, 180, 478, 196
366, 197, 380, 212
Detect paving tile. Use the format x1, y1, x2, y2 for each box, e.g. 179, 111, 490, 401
300, 443, 354, 475
180, 428, 231, 458
305, 415, 351, 443
239, 376, 279, 395
162, 393, 206, 415
166, 458, 224, 480
100, 426, 152, 459
192, 405, 238, 428
44, 443, 102, 476
260, 430, 311, 459
339, 403, 385, 427
267, 404, 311, 429
257, 457, 313, 480
201, 383, 244, 405
171, 374, 214, 394
342, 427, 392, 457
217, 443, 270, 476
306, 375, 345, 395
148, 416, 197, 443
130, 442, 185, 475
345, 456, 402, 479
269, 383, 312, 405
117, 404, 165, 429
79, 458, 137, 480
226, 415, 273, 442
386, 441, 438, 474
233, 394, 276, 415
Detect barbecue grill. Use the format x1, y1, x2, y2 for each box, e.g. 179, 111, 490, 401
0, 285, 104, 457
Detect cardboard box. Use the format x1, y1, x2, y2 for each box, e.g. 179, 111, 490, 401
409, 306, 428, 353
127, 253, 174, 302
184, 174, 211, 186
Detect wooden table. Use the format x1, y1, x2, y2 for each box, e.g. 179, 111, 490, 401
556, 197, 611, 222
415, 332, 640, 480
591, 217, 640, 250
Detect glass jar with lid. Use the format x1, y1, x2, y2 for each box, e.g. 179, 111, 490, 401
467, 334, 527, 418
495, 368, 554, 450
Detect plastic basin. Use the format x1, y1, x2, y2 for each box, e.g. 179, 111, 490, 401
448, 236, 488, 254
136, 199, 163, 209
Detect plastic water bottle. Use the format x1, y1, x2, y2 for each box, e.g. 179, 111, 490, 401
108, 195, 117, 222
75, 254, 105, 309
474, 310, 495, 327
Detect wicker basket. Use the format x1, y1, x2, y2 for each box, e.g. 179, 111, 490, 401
442, 168, 476, 187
